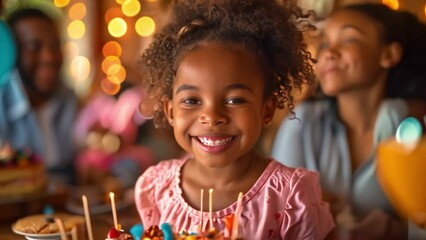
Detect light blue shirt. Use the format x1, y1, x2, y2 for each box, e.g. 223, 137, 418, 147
0, 68, 78, 182
271, 98, 408, 218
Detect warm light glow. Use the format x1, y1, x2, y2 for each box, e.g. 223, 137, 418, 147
102, 56, 121, 73
122, 0, 141, 17
64, 41, 79, 58
105, 7, 122, 23
116, 0, 126, 4
107, 64, 127, 84
135, 16, 156, 37
69, 3, 87, 20
108, 18, 127, 38
54, 0, 70, 8
424, 3, 426, 17
101, 78, 121, 95
68, 20, 86, 39
103, 41, 122, 57
70, 56, 91, 82
382, 0, 399, 10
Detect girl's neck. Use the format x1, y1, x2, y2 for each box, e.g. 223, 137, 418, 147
191, 151, 267, 188
182, 151, 269, 211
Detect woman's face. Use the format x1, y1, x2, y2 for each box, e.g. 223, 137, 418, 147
315, 9, 388, 97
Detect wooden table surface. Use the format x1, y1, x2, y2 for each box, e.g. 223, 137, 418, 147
0, 186, 140, 240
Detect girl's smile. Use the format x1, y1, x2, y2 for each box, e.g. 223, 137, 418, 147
193, 135, 236, 154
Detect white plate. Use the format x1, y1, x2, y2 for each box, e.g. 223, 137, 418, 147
11, 224, 71, 240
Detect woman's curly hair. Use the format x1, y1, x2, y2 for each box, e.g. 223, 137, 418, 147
140, 0, 316, 127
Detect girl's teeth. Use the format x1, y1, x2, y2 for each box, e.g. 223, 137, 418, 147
198, 137, 232, 146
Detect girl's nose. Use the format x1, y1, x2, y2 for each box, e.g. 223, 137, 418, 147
199, 104, 228, 126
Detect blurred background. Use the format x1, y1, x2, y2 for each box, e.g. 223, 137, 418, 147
1, 0, 425, 158
0, 0, 424, 102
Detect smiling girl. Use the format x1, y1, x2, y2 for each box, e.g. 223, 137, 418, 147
134, 0, 334, 239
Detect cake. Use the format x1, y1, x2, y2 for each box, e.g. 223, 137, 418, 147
106, 227, 133, 240
138, 222, 242, 240
0, 144, 47, 197
13, 213, 85, 234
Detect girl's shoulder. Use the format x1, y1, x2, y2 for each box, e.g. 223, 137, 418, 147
257, 160, 321, 195
268, 160, 320, 182
136, 159, 186, 190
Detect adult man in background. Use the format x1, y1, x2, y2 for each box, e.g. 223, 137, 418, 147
1, 8, 78, 183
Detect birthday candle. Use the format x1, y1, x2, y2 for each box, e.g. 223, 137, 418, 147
82, 195, 94, 240
110, 192, 119, 230
200, 188, 204, 231
54, 218, 67, 240
209, 188, 213, 230
231, 192, 243, 239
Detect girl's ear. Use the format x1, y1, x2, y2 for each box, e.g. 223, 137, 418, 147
262, 97, 276, 127
162, 97, 174, 126
381, 42, 403, 69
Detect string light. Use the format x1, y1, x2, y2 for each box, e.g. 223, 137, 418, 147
108, 17, 127, 38
382, 0, 399, 10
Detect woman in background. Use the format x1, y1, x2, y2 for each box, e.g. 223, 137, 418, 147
272, 3, 426, 239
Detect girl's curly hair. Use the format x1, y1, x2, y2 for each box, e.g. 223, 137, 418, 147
140, 0, 316, 127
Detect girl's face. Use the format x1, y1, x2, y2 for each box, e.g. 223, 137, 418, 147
315, 9, 389, 97
163, 43, 275, 168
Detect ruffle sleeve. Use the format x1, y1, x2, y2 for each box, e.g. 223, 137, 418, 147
134, 159, 182, 229
282, 168, 335, 239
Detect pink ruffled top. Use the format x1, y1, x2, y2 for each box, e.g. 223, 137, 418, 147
135, 159, 334, 239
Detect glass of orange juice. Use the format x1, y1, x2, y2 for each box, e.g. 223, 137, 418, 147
377, 136, 426, 227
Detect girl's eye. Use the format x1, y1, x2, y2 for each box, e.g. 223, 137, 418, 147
226, 98, 246, 105
341, 38, 358, 44
182, 98, 200, 105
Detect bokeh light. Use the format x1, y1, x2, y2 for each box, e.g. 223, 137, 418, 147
108, 18, 127, 38
382, 0, 399, 10
70, 56, 91, 82
101, 78, 121, 95
54, 0, 70, 8
122, 0, 141, 17
107, 64, 127, 84
68, 20, 86, 39
103, 41, 122, 57
396, 117, 423, 147
64, 41, 80, 58
135, 16, 156, 37
105, 7, 122, 23
69, 2, 87, 20
102, 56, 121, 73
116, 0, 126, 4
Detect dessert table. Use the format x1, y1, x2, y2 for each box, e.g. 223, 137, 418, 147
0, 184, 389, 240
0, 185, 140, 240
